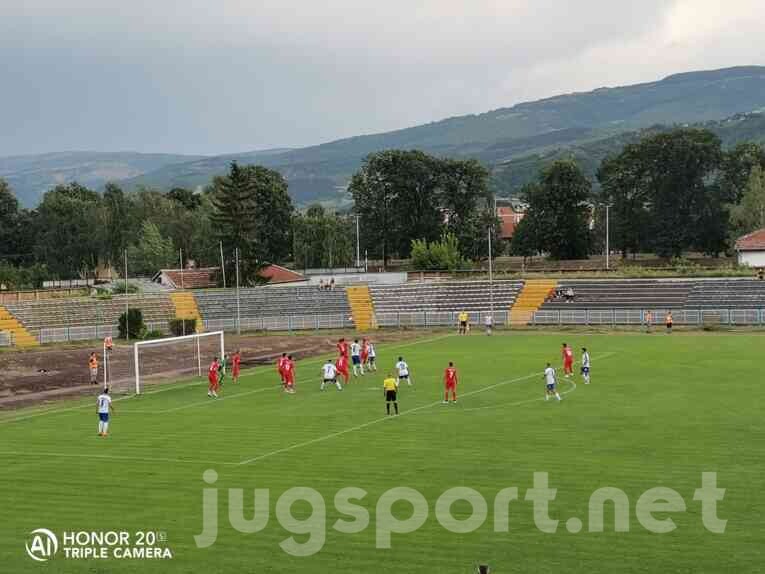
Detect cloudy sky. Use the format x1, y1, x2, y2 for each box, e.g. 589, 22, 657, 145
1, 0, 764, 157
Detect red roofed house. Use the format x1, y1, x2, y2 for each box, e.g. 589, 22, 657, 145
153, 264, 305, 289
496, 199, 526, 240
735, 229, 765, 267
153, 267, 219, 289
258, 264, 306, 284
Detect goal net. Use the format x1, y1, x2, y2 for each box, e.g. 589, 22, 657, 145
102, 331, 225, 395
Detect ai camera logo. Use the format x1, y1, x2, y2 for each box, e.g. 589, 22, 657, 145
25, 528, 59, 562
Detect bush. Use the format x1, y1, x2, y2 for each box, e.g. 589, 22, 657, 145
112, 281, 140, 294
118, 308, 145, 340
169, 318, 197, 337
144, 329, 165, 339
411, 233, 468, 271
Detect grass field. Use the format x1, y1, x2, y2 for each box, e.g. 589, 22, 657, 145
1, 331, 763, 573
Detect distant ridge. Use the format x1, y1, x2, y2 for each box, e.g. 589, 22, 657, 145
4, 66, 765, 207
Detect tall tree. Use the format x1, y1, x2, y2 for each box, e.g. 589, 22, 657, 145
720, 142, 765, 203
0, 179, 22, 263
597, 145, 652, 258
522, 160, 591, 260
126, 221, 176, 275
101, 183, 131, 269
34, 183, 102, 277
292, 205, 354, 269
729, 165, 765, 238
350, 150, 443, 263
211, 162, 294, 284
641, 129, 723, 258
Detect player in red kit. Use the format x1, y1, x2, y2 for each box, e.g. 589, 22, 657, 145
361, 338, 369, 367
443, 362, 458, 404
207, 357, 220, 398
335, 354, 350, 385
337, 338, 349, 358
232, 350, 241, 384
562, 343, 574, 378
283, 354, 296, 393
277, 352, 288, 388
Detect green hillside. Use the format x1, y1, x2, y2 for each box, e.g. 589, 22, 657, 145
0, 152, 205, 207
492, 112, 765, 195
5, 66, 765, 206
125, 66, 765, 203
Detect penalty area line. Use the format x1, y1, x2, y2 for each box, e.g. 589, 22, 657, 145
0, 450, 238, 467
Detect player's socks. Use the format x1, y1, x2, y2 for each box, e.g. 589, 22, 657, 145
555, 392, 561, 400
386, 403, 391, 415
335, 381, 343, 390
320, 382, 325, 391
394, 402, 399, 415
545, 394, 549, 401
103, 422, 109, 434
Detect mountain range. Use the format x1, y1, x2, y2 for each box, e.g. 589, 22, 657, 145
3, 66, 765, 208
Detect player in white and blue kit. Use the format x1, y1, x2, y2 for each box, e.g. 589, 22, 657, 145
581, 347, 591, 384
321, 360, 343, 391
544, 363, 561, 401
396, 357, 412, 386
351, 339, 364, 377
97, 388, 115, 436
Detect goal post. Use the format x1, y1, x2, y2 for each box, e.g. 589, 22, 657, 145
133, 331, 225, 394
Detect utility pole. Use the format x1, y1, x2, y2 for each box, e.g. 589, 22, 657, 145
488, 226, 494, 318
124, 249, 129, 342
605, 203, 611, 271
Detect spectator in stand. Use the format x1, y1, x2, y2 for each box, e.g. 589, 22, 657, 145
644, 310, 653, 333
330, 278, 336, 291
565, 287, 575, 303
319, 279, 325, 291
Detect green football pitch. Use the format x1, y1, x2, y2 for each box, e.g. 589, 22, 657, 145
1, 331, 763, 573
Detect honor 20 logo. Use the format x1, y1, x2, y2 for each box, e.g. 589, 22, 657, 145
25, 528, 59, 562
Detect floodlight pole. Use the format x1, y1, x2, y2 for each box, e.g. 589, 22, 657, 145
124, 249, 129, 342
220, 241, 227, 288
488, 226, 494, 318
179, 248, 184, 289
605, 203, 610, 271
235, 247, 241, 335
355, 215, 361, 269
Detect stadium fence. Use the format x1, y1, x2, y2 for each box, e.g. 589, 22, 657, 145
531, 308, 765, 326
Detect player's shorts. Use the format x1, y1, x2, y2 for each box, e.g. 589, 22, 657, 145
385, 390, 397, 401
352, 356, 361, 365
323, 378, 337, 384
232, 368, 240, 377
368, 356, 376, 364
581, 366, 590, 375
460, 321, 467, 328
90, 367, 98, 378
98, 412, 109, 422
398, 374, 409, 381
546, 383, 556, 391
445, 381, 456, 390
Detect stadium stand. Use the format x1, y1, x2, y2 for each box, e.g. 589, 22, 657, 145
4, 295, 176, 333
684, 279, 765, 309
369, 280, 523, 313
539, 279, 694, 310
193, 286, 350, 320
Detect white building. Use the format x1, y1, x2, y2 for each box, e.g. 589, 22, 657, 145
735, 229, 765, 267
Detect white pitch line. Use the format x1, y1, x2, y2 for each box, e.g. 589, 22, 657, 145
238, 371, 539, 465
0, 333, 455, 425
238, 351, 617, 465
0, 450, 237, 466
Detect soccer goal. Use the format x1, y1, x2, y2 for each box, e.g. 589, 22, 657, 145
132, 331, 225, 394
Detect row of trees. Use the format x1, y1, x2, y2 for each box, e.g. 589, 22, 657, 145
3, 129, 765, 289
512, 129, 765, 260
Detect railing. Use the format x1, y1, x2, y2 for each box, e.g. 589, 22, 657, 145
531, 308, 765, 326
376, 310, 509, 328
0, 331, 11, 347
37, 322, 169, 345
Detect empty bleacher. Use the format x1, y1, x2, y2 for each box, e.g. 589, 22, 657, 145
5, 294, 175, 333
193, 286, 350, 320
540, 280, 694, 310
370, 280, 523, 314
685, 279, 765, 309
